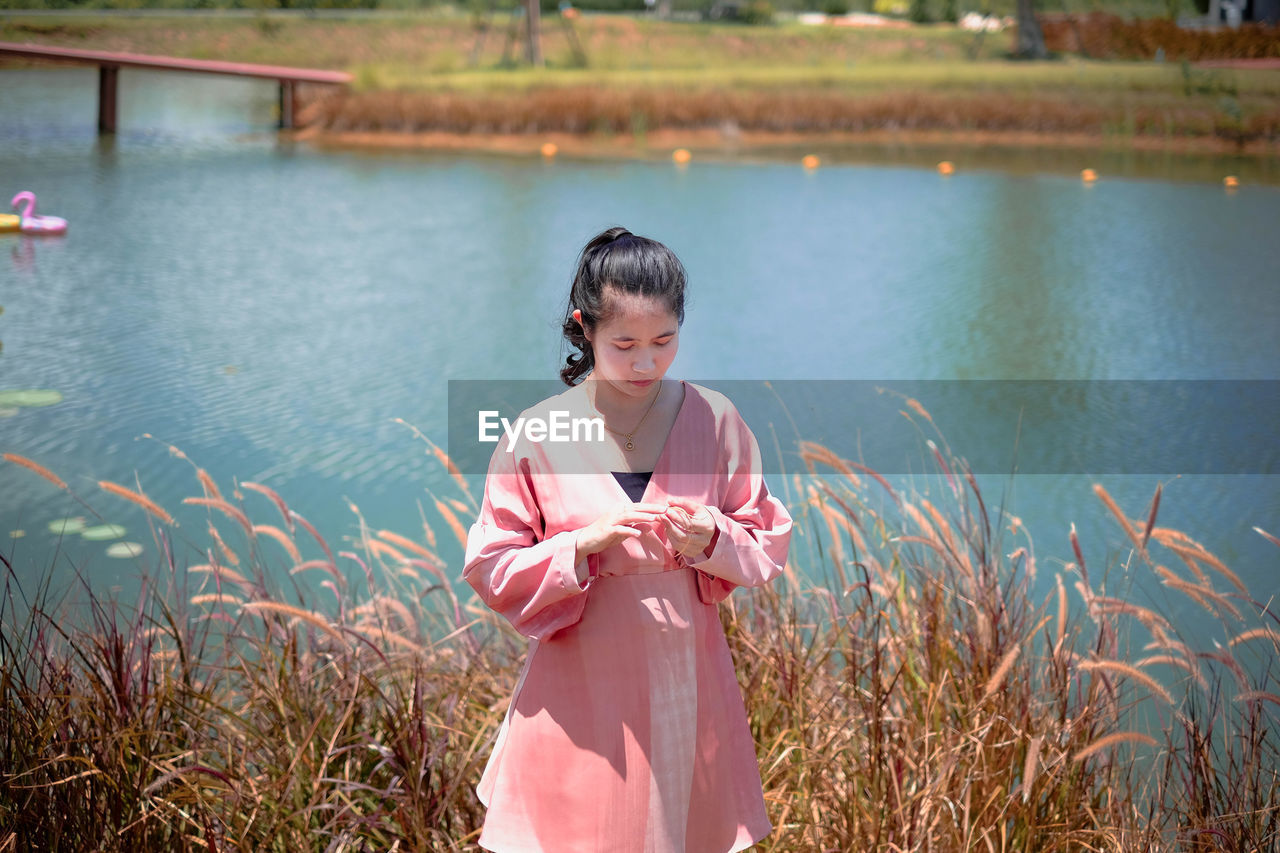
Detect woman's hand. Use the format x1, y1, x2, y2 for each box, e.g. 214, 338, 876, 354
574, 504, 669, 575
660, 497, 717, 561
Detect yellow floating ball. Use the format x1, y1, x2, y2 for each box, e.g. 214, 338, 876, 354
540, 142, 558, 158
802, 154, 820, 170
937, 160, 954, 176
1223, 175, 1239, 188
672, 148, 692, 164
1081, 168, 1098, 183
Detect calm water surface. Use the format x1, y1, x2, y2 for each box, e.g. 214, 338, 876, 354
1, 69, 1277, 641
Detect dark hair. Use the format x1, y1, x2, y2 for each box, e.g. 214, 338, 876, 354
560, 226, 687, 386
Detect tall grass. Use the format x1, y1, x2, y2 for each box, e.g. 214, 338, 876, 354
728, 405, 1280, 850
0, 445, 508, 850
300, 82, 1280, 148
2, 403, 1277, 849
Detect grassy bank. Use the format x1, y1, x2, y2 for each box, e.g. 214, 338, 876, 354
298, 70, 1280, 156
4, 12, 1280, 155
0, 12, 1016, 70
2, 404, 1278, 849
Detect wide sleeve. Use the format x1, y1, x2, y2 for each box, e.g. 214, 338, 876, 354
462, 437, 594, 640
679, 399, 793, 605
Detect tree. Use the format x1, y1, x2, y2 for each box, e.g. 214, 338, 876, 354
1014, 0, 1048, 59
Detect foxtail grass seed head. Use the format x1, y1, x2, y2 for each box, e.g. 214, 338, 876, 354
3, 452, 68, 490
196, 468, 223, 501
434, 498, 468, 548
99, 480, 175, 526
1073, 731, 1158, 763
1093, 483, 1148, 558
1078, 659, 1175, 705
252, 524, 302, 563
1142, 483, 1161, 548
183, 496, 251, 534
243, 481, 292, 531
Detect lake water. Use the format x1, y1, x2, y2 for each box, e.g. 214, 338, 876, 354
1, 68, 1277, 646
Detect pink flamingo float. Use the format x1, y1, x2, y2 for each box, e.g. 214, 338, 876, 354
9, 191, 68, 236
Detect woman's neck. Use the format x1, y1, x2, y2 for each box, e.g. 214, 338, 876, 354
584, 375, 665, 421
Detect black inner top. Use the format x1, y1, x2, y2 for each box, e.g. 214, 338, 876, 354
611, 471, 653, 503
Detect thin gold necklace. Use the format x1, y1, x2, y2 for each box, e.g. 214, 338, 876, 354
590, 380, 662, 451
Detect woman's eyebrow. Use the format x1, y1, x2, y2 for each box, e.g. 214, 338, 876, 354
611, 330, 678, 341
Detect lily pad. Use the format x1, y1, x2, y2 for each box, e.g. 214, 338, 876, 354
9, 530, 24, 538
105, 542, 144, 559
48, 517, 86, 535
81, 523, 127, 541
0, 407, 18, 418
0, 389, 63, 408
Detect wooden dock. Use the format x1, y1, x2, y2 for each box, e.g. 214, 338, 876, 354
0, 41, 352, 133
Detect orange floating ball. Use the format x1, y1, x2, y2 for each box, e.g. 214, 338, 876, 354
1223, 175, 1239, 188
672, 148, 692, 164
540, 142, 558, 158
802, 154, 820, 170
1081, 168, 1098, 183
937, 160, 954, 176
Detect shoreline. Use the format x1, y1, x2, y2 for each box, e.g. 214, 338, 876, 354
295, 126, 1280, 162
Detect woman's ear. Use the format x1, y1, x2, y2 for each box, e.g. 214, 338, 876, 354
573, 309, 590, 341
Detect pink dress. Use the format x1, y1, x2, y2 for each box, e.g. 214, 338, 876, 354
463, 380, 793, 853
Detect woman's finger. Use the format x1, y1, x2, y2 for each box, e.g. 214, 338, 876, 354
665, 496, 705, 515
658, 515, 684, 537
664, 505, 691, 528
622, 505, 668, 519
660, 517, 697, 554
616, 505, 665, 520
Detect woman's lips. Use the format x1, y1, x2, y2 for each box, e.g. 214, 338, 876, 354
630, 379, 655, 387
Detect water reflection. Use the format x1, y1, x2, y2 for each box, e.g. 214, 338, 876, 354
5, 234, 60, 274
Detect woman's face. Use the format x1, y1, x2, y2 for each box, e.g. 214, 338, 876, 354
584, 287, 680, 401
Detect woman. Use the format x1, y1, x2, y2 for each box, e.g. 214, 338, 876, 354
463, 226, 793, 852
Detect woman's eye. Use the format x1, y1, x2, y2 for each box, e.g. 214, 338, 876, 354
615, 338, 671, 351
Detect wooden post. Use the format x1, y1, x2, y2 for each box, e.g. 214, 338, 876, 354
525, 0, 543, 68
278, 79, 296, 129
98, 64, 118, 134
